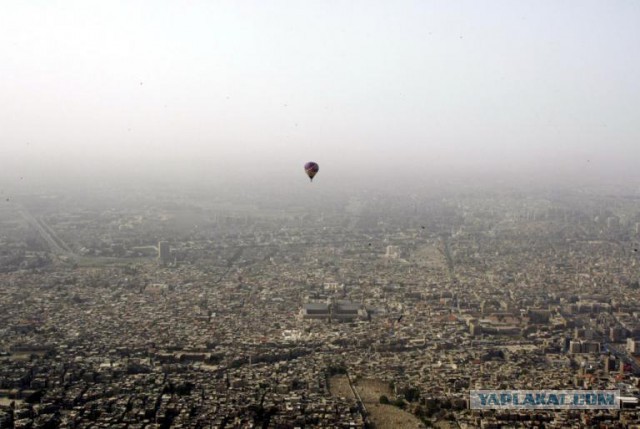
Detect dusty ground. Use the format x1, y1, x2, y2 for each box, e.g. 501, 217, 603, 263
433, 421, 459, 429
354, 378, 424, 429
353, 378, 392, 402
328, 375, 355, 399
365, 403, 425, 429
410, 243, 448, 269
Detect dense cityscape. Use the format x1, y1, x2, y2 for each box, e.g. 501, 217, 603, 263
2, 182, 640, 428
2, 0, 639, 426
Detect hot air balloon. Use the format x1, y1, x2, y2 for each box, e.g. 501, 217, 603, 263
304, 162, 319, 181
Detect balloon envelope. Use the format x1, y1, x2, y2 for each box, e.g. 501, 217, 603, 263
304, 162, 319, 181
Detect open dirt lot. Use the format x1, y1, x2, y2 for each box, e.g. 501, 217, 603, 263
328, 375, 355, 399
329, 376, 424, 428
366, 403, 424, 429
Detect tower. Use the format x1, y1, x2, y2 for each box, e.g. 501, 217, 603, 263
604, 355, 616, 374
158, 241, 170, 266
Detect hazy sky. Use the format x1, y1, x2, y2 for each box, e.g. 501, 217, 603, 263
1, 0, 639, 188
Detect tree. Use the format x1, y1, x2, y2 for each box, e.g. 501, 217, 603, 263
393, 398, 406, 409
327, 364, 347, 376
405, 387, 421, 402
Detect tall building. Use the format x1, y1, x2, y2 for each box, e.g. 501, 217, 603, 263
627, 338, 640, 355
385, 245, 400, 259
569, 340, 601, 354
470, 322, 482, 337
301, 303, 330, 320
607, 216, 620, 230
158, 241, 171, 266
610, 327, 626, 342
528, 308, 550, 324
604, 355, 616, 374
300, 300, 366, 322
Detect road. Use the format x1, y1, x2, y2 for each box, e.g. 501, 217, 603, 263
346, 371, 369, 426
19, 207, 75, 259
607, 344, 640, 375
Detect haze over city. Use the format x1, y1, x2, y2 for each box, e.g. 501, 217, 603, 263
2, 0, 640, 190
